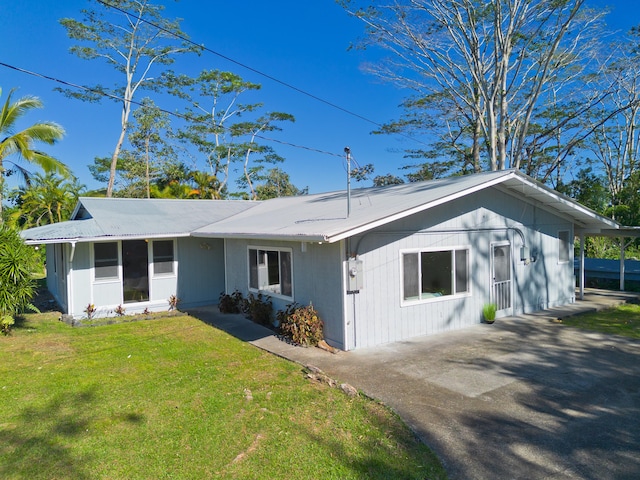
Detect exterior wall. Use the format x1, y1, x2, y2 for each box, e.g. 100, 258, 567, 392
176, 237, 225, 308
345, 188, 575, 350
61, 237, 225, 319
224, 239, 345, 349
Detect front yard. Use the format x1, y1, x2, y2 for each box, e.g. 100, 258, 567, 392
0, 312, 445, 479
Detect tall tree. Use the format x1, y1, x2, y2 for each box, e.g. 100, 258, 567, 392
165, 69, 294, 199
342, 0, 608, 175
59, 0, 197, 197
127, 98, 173, 198
0, 89, 67, 221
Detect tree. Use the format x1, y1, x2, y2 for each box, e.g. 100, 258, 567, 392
0, 225, 40, 333
0, 88, 67, 221
59, 0, 197, 197
165, 70, 294, 199
9, 172, 84, 228
127, 98, 173, 198
255, 168, 307, 199
342, 0, 609, 175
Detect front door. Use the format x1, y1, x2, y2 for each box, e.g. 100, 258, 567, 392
491, 243, 512, 312
122, 240, 149, 303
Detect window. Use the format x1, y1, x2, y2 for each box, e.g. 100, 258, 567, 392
153, 240, 174, 275
402, 248, 469, 303
248, 248, 292, 297
558, 230, 570, 263
94, 242, 119, 280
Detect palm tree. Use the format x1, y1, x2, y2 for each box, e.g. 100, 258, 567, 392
0, 88, 67, 220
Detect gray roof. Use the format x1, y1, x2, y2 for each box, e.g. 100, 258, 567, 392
21, 197, 258, 244
22, 170, 622, 244
193, 169, 620, 242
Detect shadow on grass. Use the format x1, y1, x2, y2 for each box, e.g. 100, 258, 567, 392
0, 386, 143, 479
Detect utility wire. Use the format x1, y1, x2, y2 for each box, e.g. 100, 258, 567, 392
0, 61, 344, 159
95, 0, 430, 148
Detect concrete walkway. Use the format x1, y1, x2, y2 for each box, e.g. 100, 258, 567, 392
188, 289, 640, 479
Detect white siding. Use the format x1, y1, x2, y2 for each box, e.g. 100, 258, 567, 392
224, 239, 345, 349
346, 188, 575, 349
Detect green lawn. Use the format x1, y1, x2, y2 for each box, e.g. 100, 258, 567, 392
0, 312, 446, 480
560, 303, 640, 339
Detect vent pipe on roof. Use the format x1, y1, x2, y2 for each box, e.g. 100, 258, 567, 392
345, 147, 351, 218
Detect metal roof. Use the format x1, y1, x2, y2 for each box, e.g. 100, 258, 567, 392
22, 170, 623, 245
21, 197, 259, 244
192, 170, 621, 242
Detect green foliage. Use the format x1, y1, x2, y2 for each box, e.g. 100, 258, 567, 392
278, 302, 324, 346
218, 289, 243, 313
0, 314, 15, 335
0, 88, 67, 219
8, 172, 84, 228
255, 167, 307, 199
241, 293, 273, 326
0, 225, 40, 323
482, 303, 497, 323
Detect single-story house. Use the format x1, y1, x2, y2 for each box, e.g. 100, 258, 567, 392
21, 169, 624, 350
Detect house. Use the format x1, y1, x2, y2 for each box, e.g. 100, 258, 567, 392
21, 169, 623, 350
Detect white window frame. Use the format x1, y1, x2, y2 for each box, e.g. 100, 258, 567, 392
92, 241, 121, 282
558, 230, 571, 264
248, 246, 294, 300
400, 245, 471, 306
151, 239, 177, 277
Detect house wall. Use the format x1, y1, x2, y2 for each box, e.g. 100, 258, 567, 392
346, 188, 575, 350
176, 237, 226, 308
60, 237, 226, 319
224, 239, 345, 349
45, 243, 68, 312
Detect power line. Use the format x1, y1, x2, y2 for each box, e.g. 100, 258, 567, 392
95, 0, 430, 148
0, 61, 344, 159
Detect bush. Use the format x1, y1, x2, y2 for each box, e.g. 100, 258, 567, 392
0, 225, 41, 334
241, 293, 273, 326
278, 303, 324, 347
218, 290, 243, 314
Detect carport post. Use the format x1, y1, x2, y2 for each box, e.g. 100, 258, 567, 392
620, 238, 625, 291
579, 233, 585, 300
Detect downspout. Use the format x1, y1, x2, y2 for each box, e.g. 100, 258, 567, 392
68, 241, 76, 317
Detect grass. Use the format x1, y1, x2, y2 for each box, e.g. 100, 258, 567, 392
0, 312, 446, 480
560, 303, 640, 339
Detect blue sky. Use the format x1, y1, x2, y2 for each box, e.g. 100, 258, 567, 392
1, 0, 639, 195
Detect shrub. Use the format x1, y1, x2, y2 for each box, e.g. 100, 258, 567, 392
1, 314, 15, 336
0, 225, 40, 333
114, 305, 126, 316
278, 302, 324, 347
241, 293, 273, 326
218, 290, 243, 314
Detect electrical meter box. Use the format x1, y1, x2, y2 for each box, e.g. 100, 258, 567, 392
347, 259, 363, 293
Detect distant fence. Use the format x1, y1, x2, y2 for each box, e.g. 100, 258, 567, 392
574, 258, 640, 282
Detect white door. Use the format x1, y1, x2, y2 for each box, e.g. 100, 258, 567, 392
491, 243, 512, 312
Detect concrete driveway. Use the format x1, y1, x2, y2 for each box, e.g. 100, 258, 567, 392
190, 291, 640, 479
